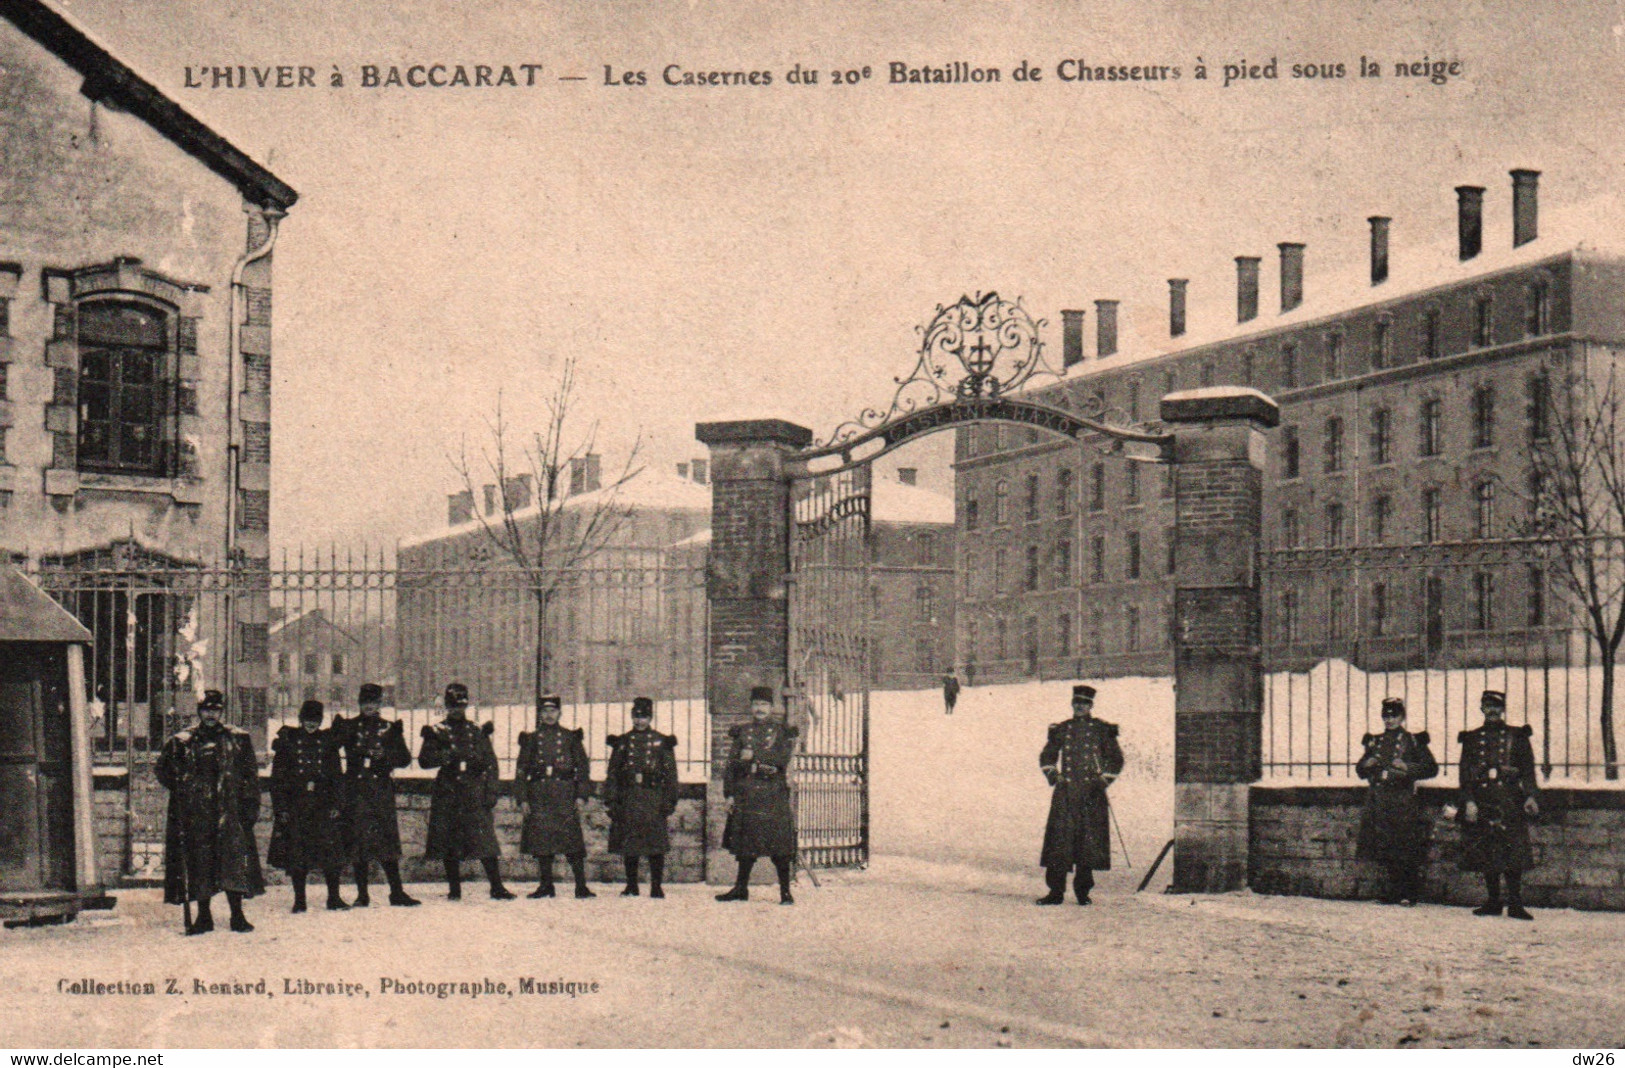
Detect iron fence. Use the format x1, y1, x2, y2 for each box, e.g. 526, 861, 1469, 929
1262, 538, 1623, 783
21, 547, 710, 781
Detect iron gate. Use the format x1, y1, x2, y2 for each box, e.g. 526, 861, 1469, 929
787, 464, 872, 868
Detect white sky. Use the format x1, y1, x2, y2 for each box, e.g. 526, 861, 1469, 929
57, 0, 1625, 551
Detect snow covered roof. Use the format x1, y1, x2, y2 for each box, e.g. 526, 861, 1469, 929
872, 476, 954, 526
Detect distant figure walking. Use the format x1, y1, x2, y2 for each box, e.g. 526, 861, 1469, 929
942, 674, 961, 715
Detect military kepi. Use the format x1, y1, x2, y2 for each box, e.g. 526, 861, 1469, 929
1481, 689, 1507, 708
750, 685, 775, 703
1381, 697, 1406, 715
199, 689, 225, 711
358, 682, 384, 704
1072, 684, 1096, 701
299, 699, 325, 722
538, 693, 562, 710
631, 696, 654, 717
444, 682, 469, 704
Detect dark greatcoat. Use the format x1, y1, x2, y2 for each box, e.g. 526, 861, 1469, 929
604, 727, 678, 856
332, 713, 413, 862
516, 723, 591, 856
1039, 716, 1124, 873
1355, 728, 1439, 864
1457, 721, 1539, 873
722, 720, 799, 859
418, 718, 501, 861
267, 725, 349, 872
155, 719, 265, 903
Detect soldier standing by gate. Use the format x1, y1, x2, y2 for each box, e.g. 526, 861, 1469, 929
716, 685, 799, 905
1355, 697, 1439, 905
604, 696, 678, 897
1036, 684, 1123, 906
1458, 689, 1540, 920
419, 682, 515, 901
268, 699, 350, 912
516, 694, 595, 899
333, 682, 419, 907
155, 689, 264, 935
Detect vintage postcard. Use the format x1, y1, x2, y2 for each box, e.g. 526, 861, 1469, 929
1, 0, 1623, 1052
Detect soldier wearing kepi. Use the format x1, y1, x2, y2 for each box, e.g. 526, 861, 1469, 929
332, 682, 419, 907
1036, 683, 1124, 906
1458, 689, 1540, 920
419, 682, 515, 901
155, 689, 264, 934
604, 697, 678, 897
716, 685, 799, 905
1356, 697, 1439, 905
516, 693, 595, 899
268, 700, 350, 912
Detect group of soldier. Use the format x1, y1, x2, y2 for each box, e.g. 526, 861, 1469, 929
155, 671, 1542, 934
156, 682, 800, 935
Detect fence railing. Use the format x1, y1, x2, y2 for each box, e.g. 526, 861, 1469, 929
1261, 538, 1622, 783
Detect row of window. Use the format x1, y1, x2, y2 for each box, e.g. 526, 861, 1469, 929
963, 531, 1175, 598
274, 652, 349, 676
964, 464, 1173, 529
1277, 568, 1548, 643
1280, 480, 1512, 549
963, 603, 1167, 668
1282, 373, 1550, 478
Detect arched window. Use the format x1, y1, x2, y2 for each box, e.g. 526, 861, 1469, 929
77, 300, 171, 475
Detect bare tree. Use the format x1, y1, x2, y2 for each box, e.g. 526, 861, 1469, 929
450, 356, 642, 706
1514, 359, 1623, 779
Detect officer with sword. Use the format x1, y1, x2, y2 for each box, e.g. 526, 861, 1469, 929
1036, 683, 1125, 906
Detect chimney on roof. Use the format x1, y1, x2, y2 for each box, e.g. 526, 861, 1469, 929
1278, 243, 1304, 313
1368, 216, 1390, 286
1094, 299, 1118, 358
1168, 279, 1188, 337
448, 490, 474, 526
690, 458, 708, 485
482, 484, 498, 516
897, 467, 917, 486
1235, 256, 1261, 323
1511, 168, 1540, 248
569, 454, 602, 496
1456, 185, 1485, 261
1061, 309, 1085, 367
502, 474, 532, 512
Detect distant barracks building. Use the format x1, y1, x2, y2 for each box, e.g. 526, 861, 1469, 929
0, 0, 295, 738
956, 171, 1624, 684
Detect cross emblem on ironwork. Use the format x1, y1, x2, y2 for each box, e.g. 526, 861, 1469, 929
967, 335, 994, 370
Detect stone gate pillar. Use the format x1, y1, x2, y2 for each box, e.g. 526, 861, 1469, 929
695, 419, 812, 886
1160, 389, 1278, 892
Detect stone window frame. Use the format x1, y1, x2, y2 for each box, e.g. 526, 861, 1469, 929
1472, 289, 1496, 349
1471, 383, 1496, 449
1324, 329, 1344, 380
1370, 315, 1391, 371
1525, 273, 1553, 338
1369, 407, 1392, 466
1323, 415, 1344, 474
1418, 397, 1444, 457
1421, 303, 1443, 360
1371, 494, 1392, 545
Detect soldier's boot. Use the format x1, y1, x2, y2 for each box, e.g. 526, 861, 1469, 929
773, 855, 793, 905
186, 897, 215, 935
1399, 865, 1422, 907
325, 869, 350, 910
622, 857, 641, 896
1473, 872, 1503, 916
717, 857, 753, 902
569, 854, 595, 898
291, 870, 309, 914
445, 859, 463, 901
1505, 872, 1533, 920
648, 855, 666, 899
1036, 869, 1067, 906
384, 864, 419, 907
1073, 868, 1094, 906
352, 862, 372, 908
531, 855, 557, 898
227, 892, 254, 934
484, 858, 516, 900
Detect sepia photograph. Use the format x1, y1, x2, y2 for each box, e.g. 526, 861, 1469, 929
1, 0, 1624, 1052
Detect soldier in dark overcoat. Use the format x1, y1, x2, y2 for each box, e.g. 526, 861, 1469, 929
418, 682, 514, 901
604, 696, 678, 897
332, 682, 419, 907
1355, 697, 1439, 905
1037, 683, 1124, 906
155, 689, 264, 934
1458, 689, 1540, 920
717, 685, 799, 905
268, 700, 350, 912
516, 693, 595, 899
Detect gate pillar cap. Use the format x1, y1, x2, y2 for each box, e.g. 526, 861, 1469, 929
1160, 387, 1279, 429
696, 419, 814, 449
